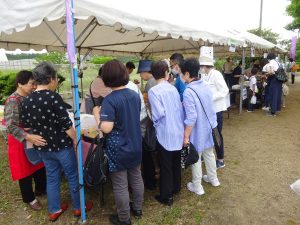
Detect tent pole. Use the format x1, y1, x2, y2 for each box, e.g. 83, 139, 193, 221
66, 0, 87, 223
240, 47, 246, 114
44, 20, 65, 47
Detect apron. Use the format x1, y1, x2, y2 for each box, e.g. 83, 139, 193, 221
7, 134, 44, 181
4, 95, 44, 181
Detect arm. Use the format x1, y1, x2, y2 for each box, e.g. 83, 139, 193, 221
212, 72, 229, 101
183, 90, 197, 146
5, 99, 27, 142
100, 98, 115, 134
100, 121, 114, 133
148, 90, 165, 125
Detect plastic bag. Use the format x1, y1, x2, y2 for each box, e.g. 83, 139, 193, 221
290, 179, 300, 196
250, 96, 257, 104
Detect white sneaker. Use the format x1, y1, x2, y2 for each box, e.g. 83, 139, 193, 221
262, 106, 269, 111
187, 182, 205, 196
202, 175, 220, 187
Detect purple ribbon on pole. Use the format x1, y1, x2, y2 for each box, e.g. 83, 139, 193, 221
66, 0, 76, 64
290, 36, 298, 60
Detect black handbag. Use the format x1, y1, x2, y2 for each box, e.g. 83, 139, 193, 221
188, 88, 222, 152
142, 118, 157, 152
181, 142, 199, 169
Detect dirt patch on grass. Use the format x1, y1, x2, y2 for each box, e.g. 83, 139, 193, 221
0, 78, 300, 225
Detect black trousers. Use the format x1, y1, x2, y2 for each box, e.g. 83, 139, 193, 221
157, 142, 181, 199
142, 139, 156, 189
291, 73, 295, 84
18, 167, 46, 203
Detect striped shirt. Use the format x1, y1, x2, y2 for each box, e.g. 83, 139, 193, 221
148, 80, 184, 151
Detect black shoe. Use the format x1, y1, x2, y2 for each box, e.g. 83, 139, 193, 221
109, 215, 131, 225
129, 202, 142, 219
173, 189, 180, 195
155, 195, 173, 206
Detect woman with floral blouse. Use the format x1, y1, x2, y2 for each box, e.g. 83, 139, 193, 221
4, 70, 46, 211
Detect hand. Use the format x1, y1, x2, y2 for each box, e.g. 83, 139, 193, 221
252, 92, 256, 96
183, 137, 189, 147
26, 134, 47, 146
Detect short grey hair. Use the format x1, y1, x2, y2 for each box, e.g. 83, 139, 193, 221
32, 62, 57, 85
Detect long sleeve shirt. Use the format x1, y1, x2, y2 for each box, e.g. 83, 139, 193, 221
201, 69, 229, 113
4, 92, 27, 142
183, 80, 217, 152
148, 80, 184, 151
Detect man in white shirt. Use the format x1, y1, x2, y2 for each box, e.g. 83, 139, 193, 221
199, 56, 229, 169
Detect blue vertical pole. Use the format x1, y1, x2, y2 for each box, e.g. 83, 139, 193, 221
68, 0, 87, 222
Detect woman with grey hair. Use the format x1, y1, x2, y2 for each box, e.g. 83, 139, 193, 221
21, 62, 91, 221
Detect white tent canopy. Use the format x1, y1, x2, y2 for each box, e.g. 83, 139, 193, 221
0, 0, 283, 58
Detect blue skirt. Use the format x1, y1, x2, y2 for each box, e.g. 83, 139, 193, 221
268, 76, 282, 113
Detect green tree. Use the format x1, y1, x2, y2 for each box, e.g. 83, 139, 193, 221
35, 52, 68, 64
286, 0, 300, 63
248, 28, 280, 44
285, 0, 300, 31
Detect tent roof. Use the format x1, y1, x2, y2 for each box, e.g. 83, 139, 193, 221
0, 0, 284, 57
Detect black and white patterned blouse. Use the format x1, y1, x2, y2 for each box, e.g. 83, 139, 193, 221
21, 90, 73, 151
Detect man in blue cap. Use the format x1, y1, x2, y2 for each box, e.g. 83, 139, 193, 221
137, 60, 157, 190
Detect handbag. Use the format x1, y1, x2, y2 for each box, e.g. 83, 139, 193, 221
23, 140, 43, 165
188, 88, 222, 152
181, 143, 199, 169
250, 96, 257, 104
143, 118, 157, 152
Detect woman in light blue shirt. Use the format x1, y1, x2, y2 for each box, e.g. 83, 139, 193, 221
148, 60, 184, 206
182, 58, 220, 196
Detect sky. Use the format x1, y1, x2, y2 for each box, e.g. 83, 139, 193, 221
101, 0, 297, 40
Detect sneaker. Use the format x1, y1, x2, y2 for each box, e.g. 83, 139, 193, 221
216, 160, 225, 169
247, 110, 254, 112
202, 175, 220, 187
262, 106, 269, 111
187, 182, 205, 196
129, 202, 142, 219
266, 112, 276, 117
109, 214, 131, 225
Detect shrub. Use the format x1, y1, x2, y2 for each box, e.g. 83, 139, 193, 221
35, 52, 68, 64
90, 56, 115, 64
0, 72, 17, 104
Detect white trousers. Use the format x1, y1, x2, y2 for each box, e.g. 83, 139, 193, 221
191, 147, 218, 189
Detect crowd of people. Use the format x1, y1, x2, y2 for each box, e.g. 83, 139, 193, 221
3, 51, 296, 224
222, 54, 297, 116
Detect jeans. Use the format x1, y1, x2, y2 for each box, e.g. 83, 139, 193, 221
38, 148, 80, 213
216, 112, 224, 160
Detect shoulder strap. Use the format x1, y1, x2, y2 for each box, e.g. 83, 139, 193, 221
187, 87, 213, 129
89, 80, 96, 107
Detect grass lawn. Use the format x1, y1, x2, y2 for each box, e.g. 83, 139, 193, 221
0, 137, 222, 225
